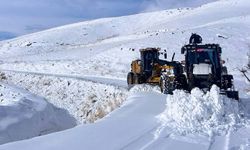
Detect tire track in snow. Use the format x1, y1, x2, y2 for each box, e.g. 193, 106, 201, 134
224, 128, 232, 150
120, 123, 172, 150
120, 125, 158, 150
207, 128, 233, 150
207, 132, 216, 150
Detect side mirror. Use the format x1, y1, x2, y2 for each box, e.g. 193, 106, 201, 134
218, 47, 222, 53
164, 50, 167, 59
181, 47, 185, 54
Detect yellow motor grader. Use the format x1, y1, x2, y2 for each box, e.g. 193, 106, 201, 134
127, 48, 186, 90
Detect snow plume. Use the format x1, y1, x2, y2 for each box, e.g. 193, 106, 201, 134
158, 85, 246, 136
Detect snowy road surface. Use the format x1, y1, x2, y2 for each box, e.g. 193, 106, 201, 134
1, 69, 128, 88
1, 91, 250, 150
0, 92, 208, 150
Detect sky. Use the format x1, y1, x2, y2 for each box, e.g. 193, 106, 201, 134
0, 0, 216, 40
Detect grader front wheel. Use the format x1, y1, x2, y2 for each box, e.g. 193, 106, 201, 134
160, 76, 175, 94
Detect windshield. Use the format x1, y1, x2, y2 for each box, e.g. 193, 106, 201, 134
145, 52, 158, 60
187, 49, 218, 67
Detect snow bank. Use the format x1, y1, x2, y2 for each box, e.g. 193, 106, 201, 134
2, 71, 162, 125
3, 72, 128, 124
0, 83, 76, 145
158, 85, 246, 136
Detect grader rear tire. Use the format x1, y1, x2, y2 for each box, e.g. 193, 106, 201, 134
127, 72, 134, 85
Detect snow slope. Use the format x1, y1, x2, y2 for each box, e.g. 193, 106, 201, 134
3, 71, 128, 124
0, 0, 250, 149
0, 82, 76, 144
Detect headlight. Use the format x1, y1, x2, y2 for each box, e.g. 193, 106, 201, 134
168, 68, 174, 75
162, 67, 174, 76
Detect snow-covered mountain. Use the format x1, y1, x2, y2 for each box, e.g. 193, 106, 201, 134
0, 0, 250, 149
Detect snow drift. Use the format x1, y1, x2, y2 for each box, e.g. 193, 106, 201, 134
158, 85, 246, 136
3, 71, 128, 124
0, 83, 76, 145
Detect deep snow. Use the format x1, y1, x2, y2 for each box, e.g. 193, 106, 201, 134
0, 0, 250, 149
158, 86, 245, 136
3, 71, 128, 124
0, 82, 76, 144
